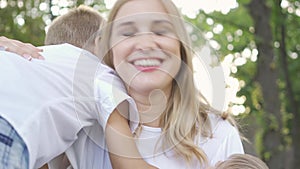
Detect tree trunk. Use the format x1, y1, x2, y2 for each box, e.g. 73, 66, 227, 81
277, 6, 300, 169
247, 0, 284, 168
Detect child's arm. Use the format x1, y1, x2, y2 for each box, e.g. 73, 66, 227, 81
106, 109, 158, 169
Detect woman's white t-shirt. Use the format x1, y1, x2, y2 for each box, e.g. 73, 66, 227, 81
136, 114, 244, 169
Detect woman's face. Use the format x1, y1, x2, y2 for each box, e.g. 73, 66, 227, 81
110, 0, 181, 95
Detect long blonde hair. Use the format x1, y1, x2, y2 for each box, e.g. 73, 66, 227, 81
99, 0, 236, 166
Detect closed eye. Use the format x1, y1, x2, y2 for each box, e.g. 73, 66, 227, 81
153, 30, 169, 36
122, 31, 136, 37
152, 20, 175, 37
115, 21, 137, 37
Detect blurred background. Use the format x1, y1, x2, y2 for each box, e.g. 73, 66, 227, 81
1, 0, 299, 168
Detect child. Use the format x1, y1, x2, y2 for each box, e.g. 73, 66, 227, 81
0, 5, 156, 169
213, 154, 269, 169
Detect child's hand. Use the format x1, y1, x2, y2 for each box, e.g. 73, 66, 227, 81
0, 36, 44, 60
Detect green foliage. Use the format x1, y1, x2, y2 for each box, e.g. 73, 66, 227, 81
0, 0, 47, 45
270, 1, 300, 153
255, 127, 264, 157
0, 0, 108, 45
199, 3, 254, 56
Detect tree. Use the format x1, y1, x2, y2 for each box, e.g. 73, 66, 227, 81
273, 0, 300, 168
247, 0, 284, 168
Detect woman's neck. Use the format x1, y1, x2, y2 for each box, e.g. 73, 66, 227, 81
128, 88, 170, 128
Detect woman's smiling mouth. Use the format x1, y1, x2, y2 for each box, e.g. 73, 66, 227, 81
131, 58, 163, 72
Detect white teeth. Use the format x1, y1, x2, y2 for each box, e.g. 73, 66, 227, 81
133, 59, 161, 66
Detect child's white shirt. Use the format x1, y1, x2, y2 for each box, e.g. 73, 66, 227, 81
0, 44, 138, 169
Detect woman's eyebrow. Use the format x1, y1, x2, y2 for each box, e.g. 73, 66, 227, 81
153, 19, 173, 25
115, 21, 134, 28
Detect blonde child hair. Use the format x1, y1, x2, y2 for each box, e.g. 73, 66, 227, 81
213, 154, 269, 169
45, 5, 104, 52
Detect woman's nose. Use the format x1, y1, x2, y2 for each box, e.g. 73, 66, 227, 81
134, 32, 157, 51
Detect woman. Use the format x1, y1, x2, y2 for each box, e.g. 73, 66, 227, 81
99, 0, 244, 168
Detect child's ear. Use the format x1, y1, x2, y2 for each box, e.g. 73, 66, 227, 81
93, 35, 102, 59
94, 36, 100, 48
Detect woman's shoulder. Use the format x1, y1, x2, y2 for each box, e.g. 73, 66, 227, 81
199, 114, 240, 144
210, 114, 239, 137
198, 114, 244, 165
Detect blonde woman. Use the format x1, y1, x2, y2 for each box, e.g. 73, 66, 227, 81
99, 0, 244, 168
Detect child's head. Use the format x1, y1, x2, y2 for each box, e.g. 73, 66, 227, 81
213, 154, 269, 169
45, 5, 104, 52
